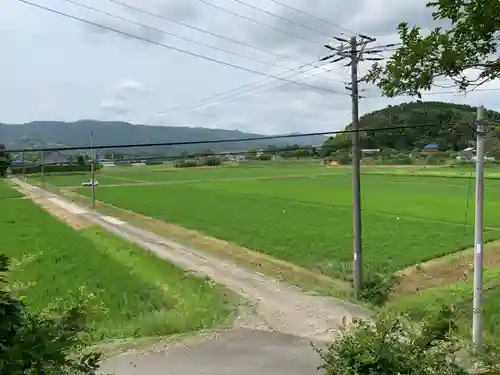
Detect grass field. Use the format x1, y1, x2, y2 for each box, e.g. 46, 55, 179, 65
39, 164, 498, 280
0, 179, 22, 199
1, 195, 235, 341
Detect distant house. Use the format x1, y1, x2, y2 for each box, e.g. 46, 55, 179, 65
361, 149, 381, 155
41, 151, 70, 165
226, 153, 246, 161
422, 143, 440, 153
457, 147, 496, 162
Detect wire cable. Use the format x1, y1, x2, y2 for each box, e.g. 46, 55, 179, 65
181, 64, 346, 114
12, 144, 327, 169
165, 58, 347, 115
14, 0, 345, 96
8, 124, 440, 154
264, 0, 360, 37
193, 0, 319, 45
363, 87, 500, 99
106, 0, 311, 65
226, 0, 332, 38
62, 0, 286, 68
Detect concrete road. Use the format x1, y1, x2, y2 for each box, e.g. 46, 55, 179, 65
100, 329, 325, 375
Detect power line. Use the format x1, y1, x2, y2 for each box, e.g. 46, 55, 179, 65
193, 0, 319, 45
9, 124, 439, 154
106, 0, 310, 65
226, 0, 331, 38
363, 86, 500, 99
61, 0, 285, 68
14, 0, 344, 96
185, 65, 345, 113
165, 59, 347, 115
422, 87, 500, 95
264, 0, 360, 37
11, 144, 328, 168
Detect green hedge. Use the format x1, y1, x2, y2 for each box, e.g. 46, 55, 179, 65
10, 164, 101, 175
374, 157, 414, 165
174, 157, 222, 168
174, 160, 198, 168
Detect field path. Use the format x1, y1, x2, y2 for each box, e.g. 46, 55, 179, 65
11, 178, 369, 374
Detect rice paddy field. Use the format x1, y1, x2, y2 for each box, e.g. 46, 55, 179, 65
31, 163, 500, 279
0, 182, 234, 341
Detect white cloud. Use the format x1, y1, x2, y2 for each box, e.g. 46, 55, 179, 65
113, 78, 146, 99
100, 98, 128, 114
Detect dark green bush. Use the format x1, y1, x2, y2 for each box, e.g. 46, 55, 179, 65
11, 163, 101, 175
375, 156, 414, 165
174, 160, 198, 168
204, 157, 222, 166
358, 272, 399, 306
0, 254, 101, 375
337, 155, 352, 165
316, 307, 469, 375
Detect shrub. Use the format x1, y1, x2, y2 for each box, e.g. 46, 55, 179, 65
145, 159, 164, 166
203, 157, 222, 166
375, 156, 414, 165
358, 272, 399, 306
174, 159, 198, 168
0, 254, 101, 375
257, 154, 273, 161
425, 154, 447, 165
10, 163, 101, 175
337, 155, 352, 165
316, 307, 469, 375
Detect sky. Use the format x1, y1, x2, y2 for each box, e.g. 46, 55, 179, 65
2, 0, 500, 135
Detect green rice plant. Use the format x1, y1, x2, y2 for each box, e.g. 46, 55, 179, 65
0, 199, 234, 341
77, 178, 499, 278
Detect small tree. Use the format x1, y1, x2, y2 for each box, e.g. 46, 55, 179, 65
0, 144, 10, 177
317, 307, 469, 375
369, 0, 500, 97
76, 155, 85, 165
0, 254, 101, 375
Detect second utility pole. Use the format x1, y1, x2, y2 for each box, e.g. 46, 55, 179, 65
472, 105, 485, 350
350, 36, 363, 296
90, 131, 96, 209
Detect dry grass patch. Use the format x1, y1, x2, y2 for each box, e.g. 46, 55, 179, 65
393, 240, 500, 298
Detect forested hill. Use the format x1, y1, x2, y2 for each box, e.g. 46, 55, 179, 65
0, 120, 327, 154
326, 101, 500, 151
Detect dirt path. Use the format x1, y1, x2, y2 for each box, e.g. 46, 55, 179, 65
393, 240, 500, 297
12, 178, 370, 342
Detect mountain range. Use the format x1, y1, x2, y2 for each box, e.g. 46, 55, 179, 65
0, 120, 328, 156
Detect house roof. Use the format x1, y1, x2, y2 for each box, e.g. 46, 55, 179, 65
424, 143, 439, 148
42, 151, 70, 165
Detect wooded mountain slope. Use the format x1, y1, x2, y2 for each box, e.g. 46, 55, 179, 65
326, 101, 500, 151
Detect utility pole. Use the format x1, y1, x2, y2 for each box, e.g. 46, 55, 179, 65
472, 105, 485, 349
89, 131, 96, 209
323, 34, 376, 297
350, 35, 363, 296
41, 150, 45, 188
21, 151, 26, 181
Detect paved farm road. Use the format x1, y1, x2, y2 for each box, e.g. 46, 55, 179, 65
100, 329, 323, 375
